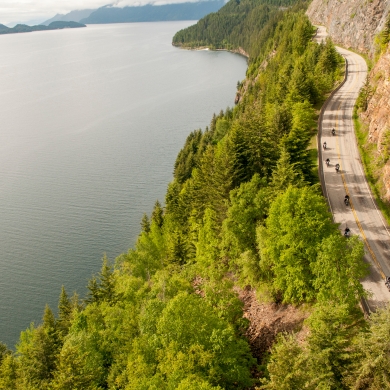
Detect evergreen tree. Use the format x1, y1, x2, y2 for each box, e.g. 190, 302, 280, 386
57, 286, 72, 337
99, 255, 117, 303
141, 213, 150, 233
86, 276, 99, 304
345, 305, 390, 389
151, 200, 164, 228
0, 343, 8, 367
16, 313, 59, 390
0, 354, 17, 390
270, 146, 302, 191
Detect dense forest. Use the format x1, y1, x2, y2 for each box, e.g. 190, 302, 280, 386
172, 0, 308, 58
1, 0, 389, 389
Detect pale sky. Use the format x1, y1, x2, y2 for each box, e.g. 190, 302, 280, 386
0, 0, 202, 25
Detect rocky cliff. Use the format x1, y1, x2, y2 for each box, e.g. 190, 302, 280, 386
362, 47, 390, 147
361, 45, 390, 200
307, 0, 390, 54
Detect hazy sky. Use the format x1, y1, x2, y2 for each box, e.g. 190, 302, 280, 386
1, 0, 202, 25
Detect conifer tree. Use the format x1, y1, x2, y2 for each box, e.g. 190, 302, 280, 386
86, 276, 99, 304
270, 146, 302, 191
0, 354, 17, 390
99, 255, 116, 303
86, 256, 117, 304
141, 213, 150, 233
57, 286, 72, 337
17, 320, 58, 389
0, 343, 8, 367
151, 200, 164, 228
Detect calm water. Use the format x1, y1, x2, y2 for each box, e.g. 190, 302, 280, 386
0, 22, 247, 347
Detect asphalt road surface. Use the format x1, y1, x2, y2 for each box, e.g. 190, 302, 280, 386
316, 26, 390, 312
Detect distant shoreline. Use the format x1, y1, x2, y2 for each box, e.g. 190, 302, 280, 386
175, 45, 250, 60
0, 21, 86, 36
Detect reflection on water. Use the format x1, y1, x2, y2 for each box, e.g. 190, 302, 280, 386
0, 21, 247, 347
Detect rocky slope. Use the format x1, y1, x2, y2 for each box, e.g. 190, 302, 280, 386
362, 47, 390, 147
307, 0, 390, 54
361, 45, 390, 201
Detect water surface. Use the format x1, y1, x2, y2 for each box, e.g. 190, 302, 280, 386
0, 22, 247, 347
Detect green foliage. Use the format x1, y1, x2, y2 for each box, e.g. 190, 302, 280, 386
151, 200, 164, 228
269, 146, 304, 191
51, 332, 105, 390
313, 234, 367, 305
123, 220, 166, 279
87, 255, 118, 304
345, 305, 390, 389
16, 315, 58, 389
174, 129, 205, 184
140, 213, 150, 233
0, 2, 369, 389
281, 101, 316, 182
376, 13, 390, 54
0, 354, 17, 390
123, 292, 255, 389
355, 76, 372, 112
258, 186, 336, 303
222, 174, 269, 263
190, 139, 234, 222
172, 0, 306, 59
261, 334, 309, 389
262, 304, 365, 389
0, 343, 9, 367
57, 287, 72, 337
195, 208, 221, 270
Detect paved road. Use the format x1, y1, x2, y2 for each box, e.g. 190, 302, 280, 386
316, 27, 390, 311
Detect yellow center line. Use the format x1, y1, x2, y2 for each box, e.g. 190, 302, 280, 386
333, 67, 386, 279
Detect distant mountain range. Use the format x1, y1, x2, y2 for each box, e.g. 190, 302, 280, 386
42, 10, 96, 26
0, 21, 86, 35
42, 1, 225, 25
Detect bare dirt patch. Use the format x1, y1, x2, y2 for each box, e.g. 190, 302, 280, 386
236, 287, 310, 362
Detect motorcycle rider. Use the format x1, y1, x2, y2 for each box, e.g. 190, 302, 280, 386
332, 128, 336, 136
323, 141, 327, 149
385, 276, 390, 291
344, 227, 350, 237
344, 194, 350, 205
335, 163, 340, 172
326, 158, 330, 166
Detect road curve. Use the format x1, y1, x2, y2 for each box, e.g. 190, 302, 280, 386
316, 26, 390, 311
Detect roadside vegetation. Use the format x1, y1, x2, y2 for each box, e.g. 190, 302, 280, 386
0, 1, 389, 389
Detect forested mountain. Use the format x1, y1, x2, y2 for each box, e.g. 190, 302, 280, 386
0, 21, 85, 35
172, 0, 307, 58
80, 1, 225, 24
1, 0, 389, 389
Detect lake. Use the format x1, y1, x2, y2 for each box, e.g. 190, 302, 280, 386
0, 21, 247, 347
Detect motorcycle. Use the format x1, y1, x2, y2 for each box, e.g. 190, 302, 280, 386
332, 128, 336, 136
335, 164, 340, 172
344, 196, 349, 206
323, 142, 327, 150
385, 277, 390, 292
326, 158, 330, 166
344, 227, 350, 237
